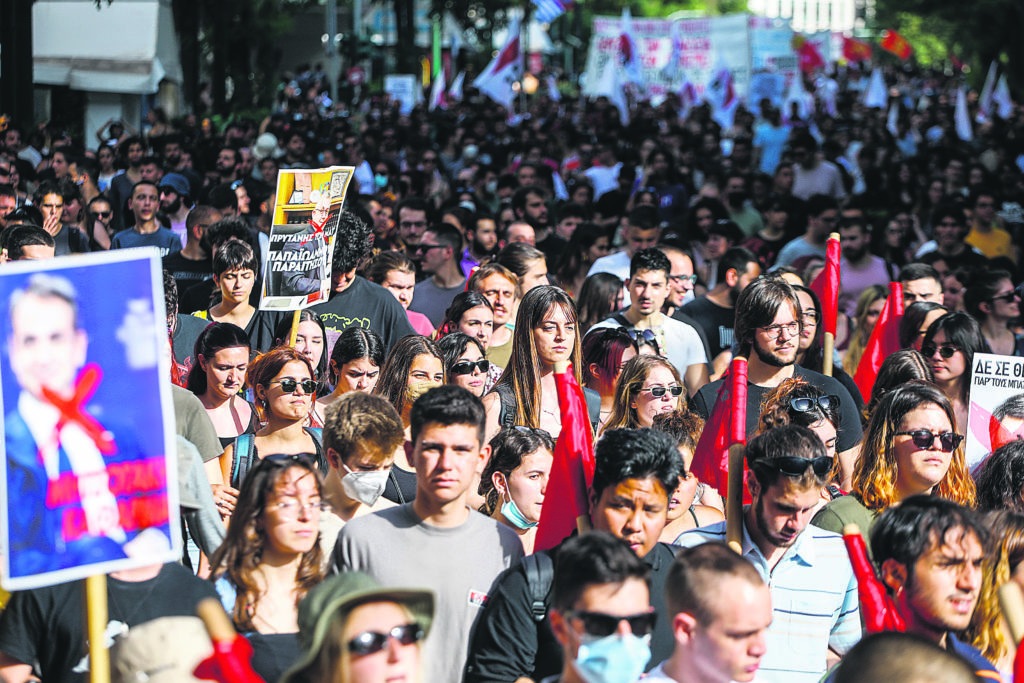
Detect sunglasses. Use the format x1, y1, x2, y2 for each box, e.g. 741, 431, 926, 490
640, 385, 683, 398
94, 210, 112, 218
624, 328, 657, 343
565, 610, 657, 638
790, 395, 840, 413
262, 453, 318, 470
348, 623, 424, 656
895, 429, 964, 452
989, 291, 1019, 304
271, 378, 317, 394
921, 344, 961, 359
451, 359, 490, 375
754, 455, 834, 477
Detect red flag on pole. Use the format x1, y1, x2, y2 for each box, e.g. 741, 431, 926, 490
880, 30, 913, 61
843, 526, 905, 633
793, 35, 825, 74
853, 282, 904, 402
810, 235, 841, 337
842, 36, 873, 63
692, 358, 749, 502
534, 362, 596, 552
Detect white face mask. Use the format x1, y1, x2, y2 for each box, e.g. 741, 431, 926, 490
341, 463, 389, 506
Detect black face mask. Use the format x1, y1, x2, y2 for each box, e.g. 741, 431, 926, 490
727, 191, 747, 206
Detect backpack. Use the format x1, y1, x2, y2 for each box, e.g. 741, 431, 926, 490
230, 427, 326, 488
521, 551, 554, 622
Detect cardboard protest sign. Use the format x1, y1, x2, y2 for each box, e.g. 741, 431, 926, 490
0, 250, 179, 590
966, 352, 1024, 472
260, 167, 354, 311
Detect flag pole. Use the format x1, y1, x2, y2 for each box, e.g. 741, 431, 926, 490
519, 1, 529, 115
86, 574, 110, 683
821, 231, 840, 377
288, 309, 301, 347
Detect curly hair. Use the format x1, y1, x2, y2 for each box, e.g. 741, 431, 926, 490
331, 210, 372, 274
852, 381, 975, 511
208, 456, 325, 632
757, 377, 839, 434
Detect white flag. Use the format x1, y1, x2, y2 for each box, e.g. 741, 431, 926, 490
978, 61, 998, 120
886, 101, 900, 136
994, 74, 1014, 120
863, 69, 887, 109
955, 86, 973, 141
449, 71, 465, 102
706, 57, 738, 129
473, 18, 522, 110
594, 54, 629, 125
618, 7, 644, 90
428, 69, 446, 111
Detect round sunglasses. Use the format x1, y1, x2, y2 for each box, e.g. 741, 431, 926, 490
790, 395, 840, 413
921, 344, 961, 359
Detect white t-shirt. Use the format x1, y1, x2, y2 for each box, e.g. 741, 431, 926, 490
587, 250, 632, 305
643, 661, 761, 682
590, 314, 707, 377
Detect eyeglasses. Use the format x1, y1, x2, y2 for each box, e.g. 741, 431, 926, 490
896, 430, 964, 452
451, 359, 490, 375
348, 623, 424, 655
271, 378, 317, 394
639, 385, 683, 398
754, 455, 834, 477
669, 274, 698, 285
989, 291, 1019, 304
268, 497, 329, 517
565, 610, 657, 638
921, 344, 961, 359
790, 395, 840, 413
759, 321, 800, 340
800, 311, 818, 324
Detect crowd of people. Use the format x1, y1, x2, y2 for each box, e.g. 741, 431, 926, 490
2, 58, 1024, 683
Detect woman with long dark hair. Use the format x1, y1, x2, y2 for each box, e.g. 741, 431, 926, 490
922, 312, 986, 434
187, 322, 257, 450
478, 427, 554, 554
317, 328, 386, 417
576, 273, 624, 335
965, 269, 1024, 357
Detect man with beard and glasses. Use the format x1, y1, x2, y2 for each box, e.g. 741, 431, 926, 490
677, 425, 860, 683
690, 275, 862, 464
837, 217, 890, 317
677, 247, 761, 377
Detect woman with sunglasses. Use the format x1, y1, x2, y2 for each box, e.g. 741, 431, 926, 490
374, 336, 446, 504
921, 312, 986, 435
219, 347, 327, 497
792, 285, 864, 415
318, 328, 386, 418
582, 327, 639, 429
438, 333, 490, 398
965, 269, 1024, 357
209, 454, 326, 683
274, 312, 329, 427
758, 378, 845, 497
477, 427, 554, 554
280, 572, 433, 683
484, 286, 595, 441
602, 355, 685, 433
811, 381, 976, 555
435, 291, 503, 390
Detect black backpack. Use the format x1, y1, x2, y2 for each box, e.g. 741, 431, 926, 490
230, 427, 326, 488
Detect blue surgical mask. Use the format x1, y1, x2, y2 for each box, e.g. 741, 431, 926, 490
501, 497, 537, 530
374, 173, 388, 189
573, 633, 651, 683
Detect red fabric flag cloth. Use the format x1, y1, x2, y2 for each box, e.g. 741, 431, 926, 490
534, 363, 596, 552
842, 36, 873, 63
797, 40, 825, 74
880, 30, 913, 60
809, 236, 841, 337
692, 358, 750, 503
853, 282, 904, 402
194, 635, 265, 683
843, 527, 905, 633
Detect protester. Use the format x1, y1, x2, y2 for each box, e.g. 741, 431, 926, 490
468, 262, 520, 368
898, 300, 949, 351
409, 222, 468, 327
921, 312, 986, 435
186, 322, 256, 451
603, 355, 686, 432
576, 272, 625, 334
552, 223, 611, 298
829, 632, 984, 683
862, 349, 934, 420
964, 269, 1024, 356
582, 327, 639, 429
842, 284, 887, 376
974, 440, 1024, 513
477, 426, 554, 554
438, 332, 490, 397
317, 327, 385, 417
191, 238, 275, 352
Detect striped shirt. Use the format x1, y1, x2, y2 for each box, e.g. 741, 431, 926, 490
675, 519, 861, 683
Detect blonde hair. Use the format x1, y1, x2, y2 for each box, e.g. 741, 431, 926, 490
602, 355, 684, 434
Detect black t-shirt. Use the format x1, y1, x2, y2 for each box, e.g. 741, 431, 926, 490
172, 312, 210, 374
917, 248, 989, 273
162, 250, 213, 295
247, 632, 300, 683
310, 275, 416, 355
536, 233, 567, 270
676, 296, 735, 359
464, 542, 678, 682
0, 563, 219, 683
691, 365, 863, 453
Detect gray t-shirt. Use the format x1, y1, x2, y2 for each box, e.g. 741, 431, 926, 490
333, 504, 524, 683
410, 277, 467, 327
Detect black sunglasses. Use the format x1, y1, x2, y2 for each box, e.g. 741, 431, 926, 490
347, 623, 424, 655
565, 610, 657, 638
754, 455, 833, 477
640, 385, 683, 398
790, 395, 840, 413
262, 453, 317, 468
921, 344, 960, 359
895, 430, 964, 452
451, 359, 490, 375
624, 328, 656, 343
272, 378, 317, 394
989, 291, 1019, 304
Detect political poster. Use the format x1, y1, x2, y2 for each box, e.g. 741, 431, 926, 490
966, 352, 1024, 472
0, 250, 179, 590
260, 166, 354, 311
384, 75, 421, 115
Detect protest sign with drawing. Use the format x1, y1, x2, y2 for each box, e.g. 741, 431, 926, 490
260, 166, 354, 311
966, 352, 1024, 472
0, 250, 179, 590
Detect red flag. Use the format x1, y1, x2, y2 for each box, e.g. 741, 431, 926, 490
692, 358, 749, 502
843, 527, 905, 633
853, 282, 904, 402
793, 35, 825, 74
809, 236, 841, 337
534, 363, 596, 552
880, 30, 913, 61
842, 36, 873, 63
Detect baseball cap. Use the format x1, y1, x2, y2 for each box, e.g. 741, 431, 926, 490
159, 173, 191, 198
280, 572, 434, 683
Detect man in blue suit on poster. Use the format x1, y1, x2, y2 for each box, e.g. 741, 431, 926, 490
4, 273, 145, 579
